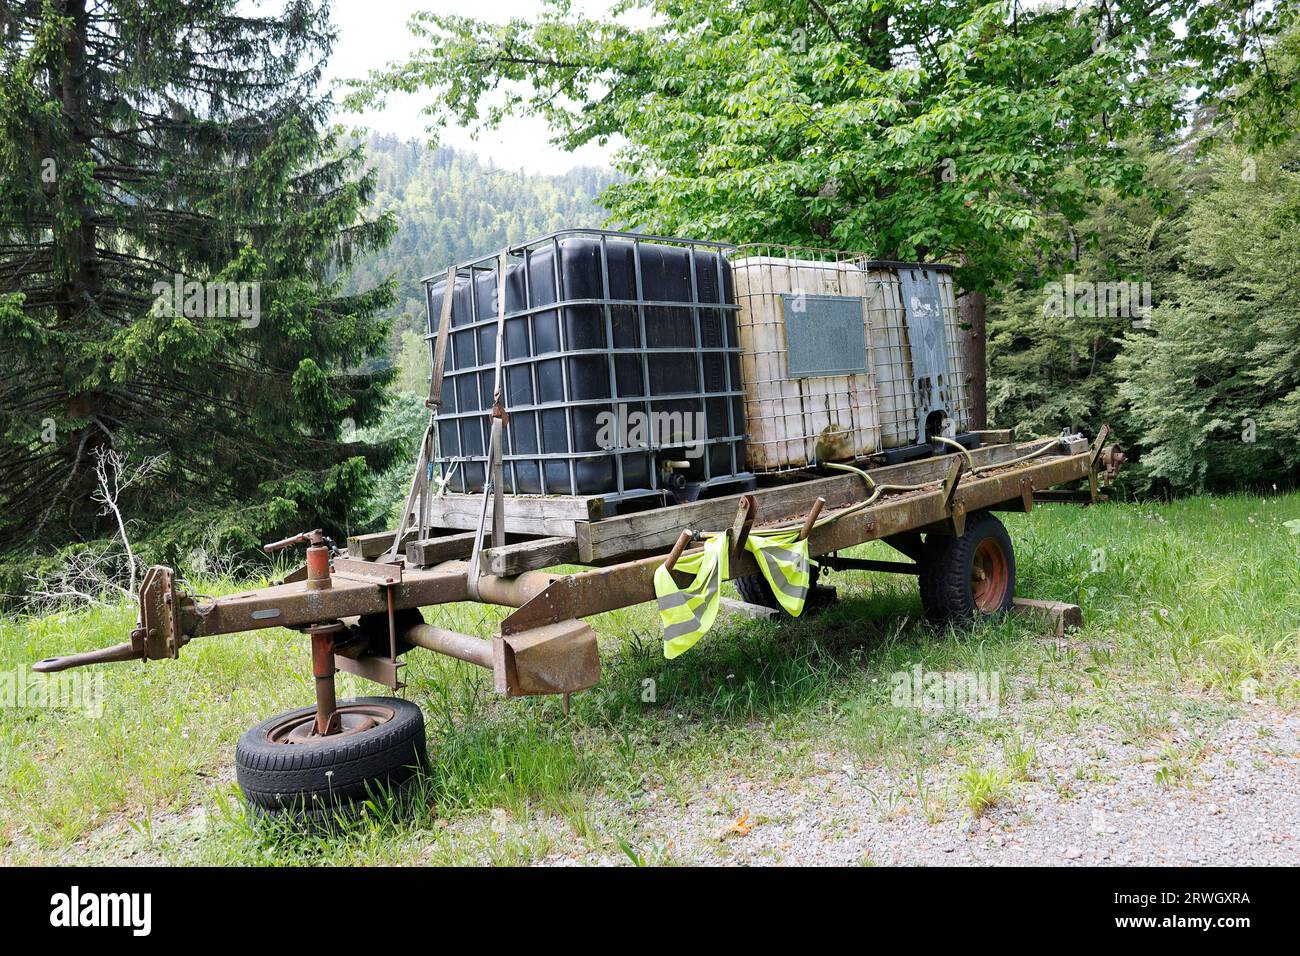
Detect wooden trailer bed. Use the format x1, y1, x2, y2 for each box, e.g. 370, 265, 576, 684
29, 428, 1122, 816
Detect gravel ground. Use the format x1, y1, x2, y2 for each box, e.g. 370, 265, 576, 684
11, 690, 1295, 867
531, 703, 1300, 866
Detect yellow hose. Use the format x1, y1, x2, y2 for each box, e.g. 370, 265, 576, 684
933, 434, 976, 471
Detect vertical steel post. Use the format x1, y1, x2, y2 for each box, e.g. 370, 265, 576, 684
310, 626, 341, 736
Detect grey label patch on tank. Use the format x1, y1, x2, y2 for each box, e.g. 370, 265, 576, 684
780, 294, 868, 379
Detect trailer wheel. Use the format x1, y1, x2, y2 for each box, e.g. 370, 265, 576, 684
733, 565, 832, 617
235, 696, 426, 816
919, 511, 1015, 622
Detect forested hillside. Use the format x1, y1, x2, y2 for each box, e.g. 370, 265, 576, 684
346, 136, 618, 390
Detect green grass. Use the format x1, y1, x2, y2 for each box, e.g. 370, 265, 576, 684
1, 492, 1297, 864
955, 764, 1018, 817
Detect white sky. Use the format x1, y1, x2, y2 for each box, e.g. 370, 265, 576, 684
322, 0, 619, 174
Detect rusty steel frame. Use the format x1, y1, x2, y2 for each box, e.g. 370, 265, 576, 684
33, 432, 1118, 714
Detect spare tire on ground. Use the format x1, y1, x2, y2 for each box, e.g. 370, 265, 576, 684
234, 696, 426, 818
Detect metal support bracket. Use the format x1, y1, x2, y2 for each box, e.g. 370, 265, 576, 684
1089, 424, 1112, 467
925, 456, 967, 536
331, 561, 406, 691
989, 477, 1036, 514
492, 619, 600, 697
138, 565, 185, 660
730, 494, 755, 558
332, 558, 402, 586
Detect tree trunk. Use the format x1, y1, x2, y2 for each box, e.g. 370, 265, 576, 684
57, 0, 108, 534
958, 289, 987, 430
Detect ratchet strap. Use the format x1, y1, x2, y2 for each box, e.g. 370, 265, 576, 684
384, 418, 434, 562
427, 264, 456, 409
654, 531, 729, 659
466, 250, 510, 599
385, 264, 458, 563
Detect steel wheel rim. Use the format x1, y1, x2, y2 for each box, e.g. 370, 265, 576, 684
971, 538, 1010, 612
265, 703, 396, 745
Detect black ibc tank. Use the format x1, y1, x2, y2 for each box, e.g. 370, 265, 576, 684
424, 230, 752, 503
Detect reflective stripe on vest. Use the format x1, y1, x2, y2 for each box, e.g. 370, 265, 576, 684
654, 531, 729, 659
744, 529, 810, 617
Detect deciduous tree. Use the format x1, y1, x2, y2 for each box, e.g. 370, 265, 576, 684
354, 0, 1294, 428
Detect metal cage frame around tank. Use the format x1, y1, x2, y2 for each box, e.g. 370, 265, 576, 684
728, 243, 876, 473
727, 243, 969, 473
851, 255, 969, 451
420, 228, 753, 504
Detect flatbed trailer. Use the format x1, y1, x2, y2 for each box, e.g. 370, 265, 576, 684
33, 426, 1123, 816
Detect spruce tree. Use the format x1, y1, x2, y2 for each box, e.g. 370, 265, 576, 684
0, 0, 397, 569
986, 145, 1197, 439
1116, 139, 1300, 492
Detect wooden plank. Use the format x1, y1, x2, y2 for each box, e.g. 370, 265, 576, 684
405, 531, 481, 567
1013, 597, 1083, 638
576, 439, 1058, 562
503, 450, 1094, 632
356, 523, 547, 564
425, 493, 603, 537
347, 528, 419, 559
576, 473, 857, 562
406, 530, 545, 567
971, 428, 1014, 444
719, 597, 780, 620
483, 536, 579, 576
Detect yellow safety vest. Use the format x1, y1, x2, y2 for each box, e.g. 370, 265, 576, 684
654, 531, 729, 659
654, 528, 812, 657
744, 529, 811, 617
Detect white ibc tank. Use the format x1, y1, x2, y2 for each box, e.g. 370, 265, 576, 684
731, 246, 969, 473
731, 250, 881, 472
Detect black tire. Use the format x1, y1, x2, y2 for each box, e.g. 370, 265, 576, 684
733, 565, 832, 617
918, 511, 1015, 623
235, 696, 426, 814
734, 571, 782, 612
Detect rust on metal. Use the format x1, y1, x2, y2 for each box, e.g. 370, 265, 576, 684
730, 494, 755, 555
798, 497, 826, 541
136, 565, 185, 660
404, 623, 493, 669
1099, 444, 1126, 484
662, 529, 694, 573
264, 529, 333, 591
332, 557, 402, 586
493, 619, 600, 697
334, 653, 404, 689
309, 622, 345, 735
304, 544, 331, 590
266, 701, 395, 746
32, 641, 142, 673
